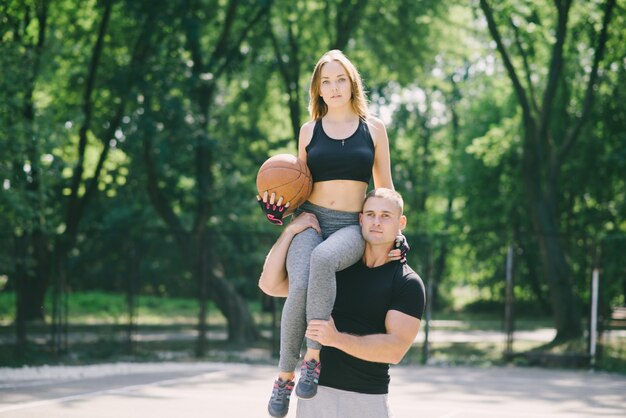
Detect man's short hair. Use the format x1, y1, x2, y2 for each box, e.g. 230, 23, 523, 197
363, 188, 404, 215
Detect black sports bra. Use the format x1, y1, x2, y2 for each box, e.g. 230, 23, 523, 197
305, 119, 375, 184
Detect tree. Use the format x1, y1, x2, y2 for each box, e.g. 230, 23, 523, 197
0, 1, 51, 353
138, 0, 271, 351
1, 0, 165, 354
267, 0, 372, 144
478, 0, 617, 341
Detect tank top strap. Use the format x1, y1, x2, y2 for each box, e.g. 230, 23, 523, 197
360, 118, 368, 133
360, 118, 375, 150
305, 119, 323, 151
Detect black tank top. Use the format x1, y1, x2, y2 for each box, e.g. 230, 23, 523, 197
305, 119, 375, 184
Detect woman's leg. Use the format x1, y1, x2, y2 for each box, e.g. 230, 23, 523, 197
278, 227, 323, 374
305, 224, 364, 350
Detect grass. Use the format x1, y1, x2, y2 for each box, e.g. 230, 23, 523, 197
0, 291, 230, 326
1, 291, 624, 375
597, 338, 626, 372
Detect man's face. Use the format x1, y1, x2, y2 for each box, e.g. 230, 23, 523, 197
360, 197, 406, 247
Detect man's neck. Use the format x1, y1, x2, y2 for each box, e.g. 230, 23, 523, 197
362, 243, 394, 268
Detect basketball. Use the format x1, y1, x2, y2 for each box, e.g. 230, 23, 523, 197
256, 154, 312, 213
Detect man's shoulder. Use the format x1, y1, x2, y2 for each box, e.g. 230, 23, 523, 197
398, 262, 422, 282
339, 260, 422, 286
394, 263, 425, 293
337, 260, 364, 276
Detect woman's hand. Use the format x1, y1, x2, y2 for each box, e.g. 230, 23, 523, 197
387, 234, 410, 264
257, 191, 290, 225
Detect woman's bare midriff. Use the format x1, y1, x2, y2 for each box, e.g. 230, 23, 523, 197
307, 180, 369, 212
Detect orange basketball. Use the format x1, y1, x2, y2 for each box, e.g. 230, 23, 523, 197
256, 154, 312, 213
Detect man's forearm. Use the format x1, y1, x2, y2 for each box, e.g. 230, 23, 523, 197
258, 228, 296, 296
307, 313, 420, 365
332, 332, 410, 365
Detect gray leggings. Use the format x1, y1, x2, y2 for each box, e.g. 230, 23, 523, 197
279, 201, 365, 372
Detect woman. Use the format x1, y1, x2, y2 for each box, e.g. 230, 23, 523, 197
258, 50, 402, 418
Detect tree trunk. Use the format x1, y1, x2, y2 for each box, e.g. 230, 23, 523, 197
519, 237, 551, 315
15, 233, 49, 322
12, 0, 50, 325
269, 18, 301, 143
431, 197, 452, 312
196, 233, 209, 356
143, 124, 260, 347
522, 131, 581, 340
332, 0, 369, 50
177, 234, 259, 347
178, 1, 269, 349
14, 236, 28, 350
429, 73, 465, 311
532, 210, 581, 339
209, 262, 260, 343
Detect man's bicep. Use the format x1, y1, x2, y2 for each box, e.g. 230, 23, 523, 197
274, 278, 289, 297
385, 310, 421, 347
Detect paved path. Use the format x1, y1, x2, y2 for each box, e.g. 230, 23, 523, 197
1, 362, 625, 417
0, 325, 560, 345
4, 321, 624, 345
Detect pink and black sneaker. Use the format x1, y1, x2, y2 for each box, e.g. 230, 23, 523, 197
268, 377, 295, 417
295, 359, 321, 399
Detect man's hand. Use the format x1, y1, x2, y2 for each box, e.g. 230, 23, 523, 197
286, 211, 321, 235
305, 317, 339, 347
306, 312, 421, 365
258, 211, 320, 298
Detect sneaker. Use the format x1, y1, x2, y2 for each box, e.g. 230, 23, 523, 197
268, 378, 295, 418
295, 359, 321, 399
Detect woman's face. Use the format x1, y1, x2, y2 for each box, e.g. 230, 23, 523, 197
319, 60, 352, 109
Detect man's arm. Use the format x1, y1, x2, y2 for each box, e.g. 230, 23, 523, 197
258, 212, 320, 297
305, 310, 420, 365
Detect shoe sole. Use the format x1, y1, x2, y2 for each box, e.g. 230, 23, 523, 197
268, 405, 288, 418
295, 385, 317, 399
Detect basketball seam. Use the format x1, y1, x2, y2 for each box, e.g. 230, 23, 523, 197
258, 172, 310, 206
257, 157, 312, 208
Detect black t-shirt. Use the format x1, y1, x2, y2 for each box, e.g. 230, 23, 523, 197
319, 260, 426, 394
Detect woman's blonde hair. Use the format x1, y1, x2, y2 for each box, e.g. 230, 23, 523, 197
308, 50, 369, 121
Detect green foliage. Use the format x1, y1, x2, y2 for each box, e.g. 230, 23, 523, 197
1, 0, 625, 350
0, 291, 16, 323
0, 291, 205, 324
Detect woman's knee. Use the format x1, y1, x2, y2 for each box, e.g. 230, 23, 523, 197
310, 228, 363, 267
287, 281, 308, 298
309, 243, 340, 268
287, 228, 321, 259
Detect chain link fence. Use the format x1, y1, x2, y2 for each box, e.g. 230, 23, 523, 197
0, 228, 624, 369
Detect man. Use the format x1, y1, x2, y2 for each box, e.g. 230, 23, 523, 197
259, 188, 425, 418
